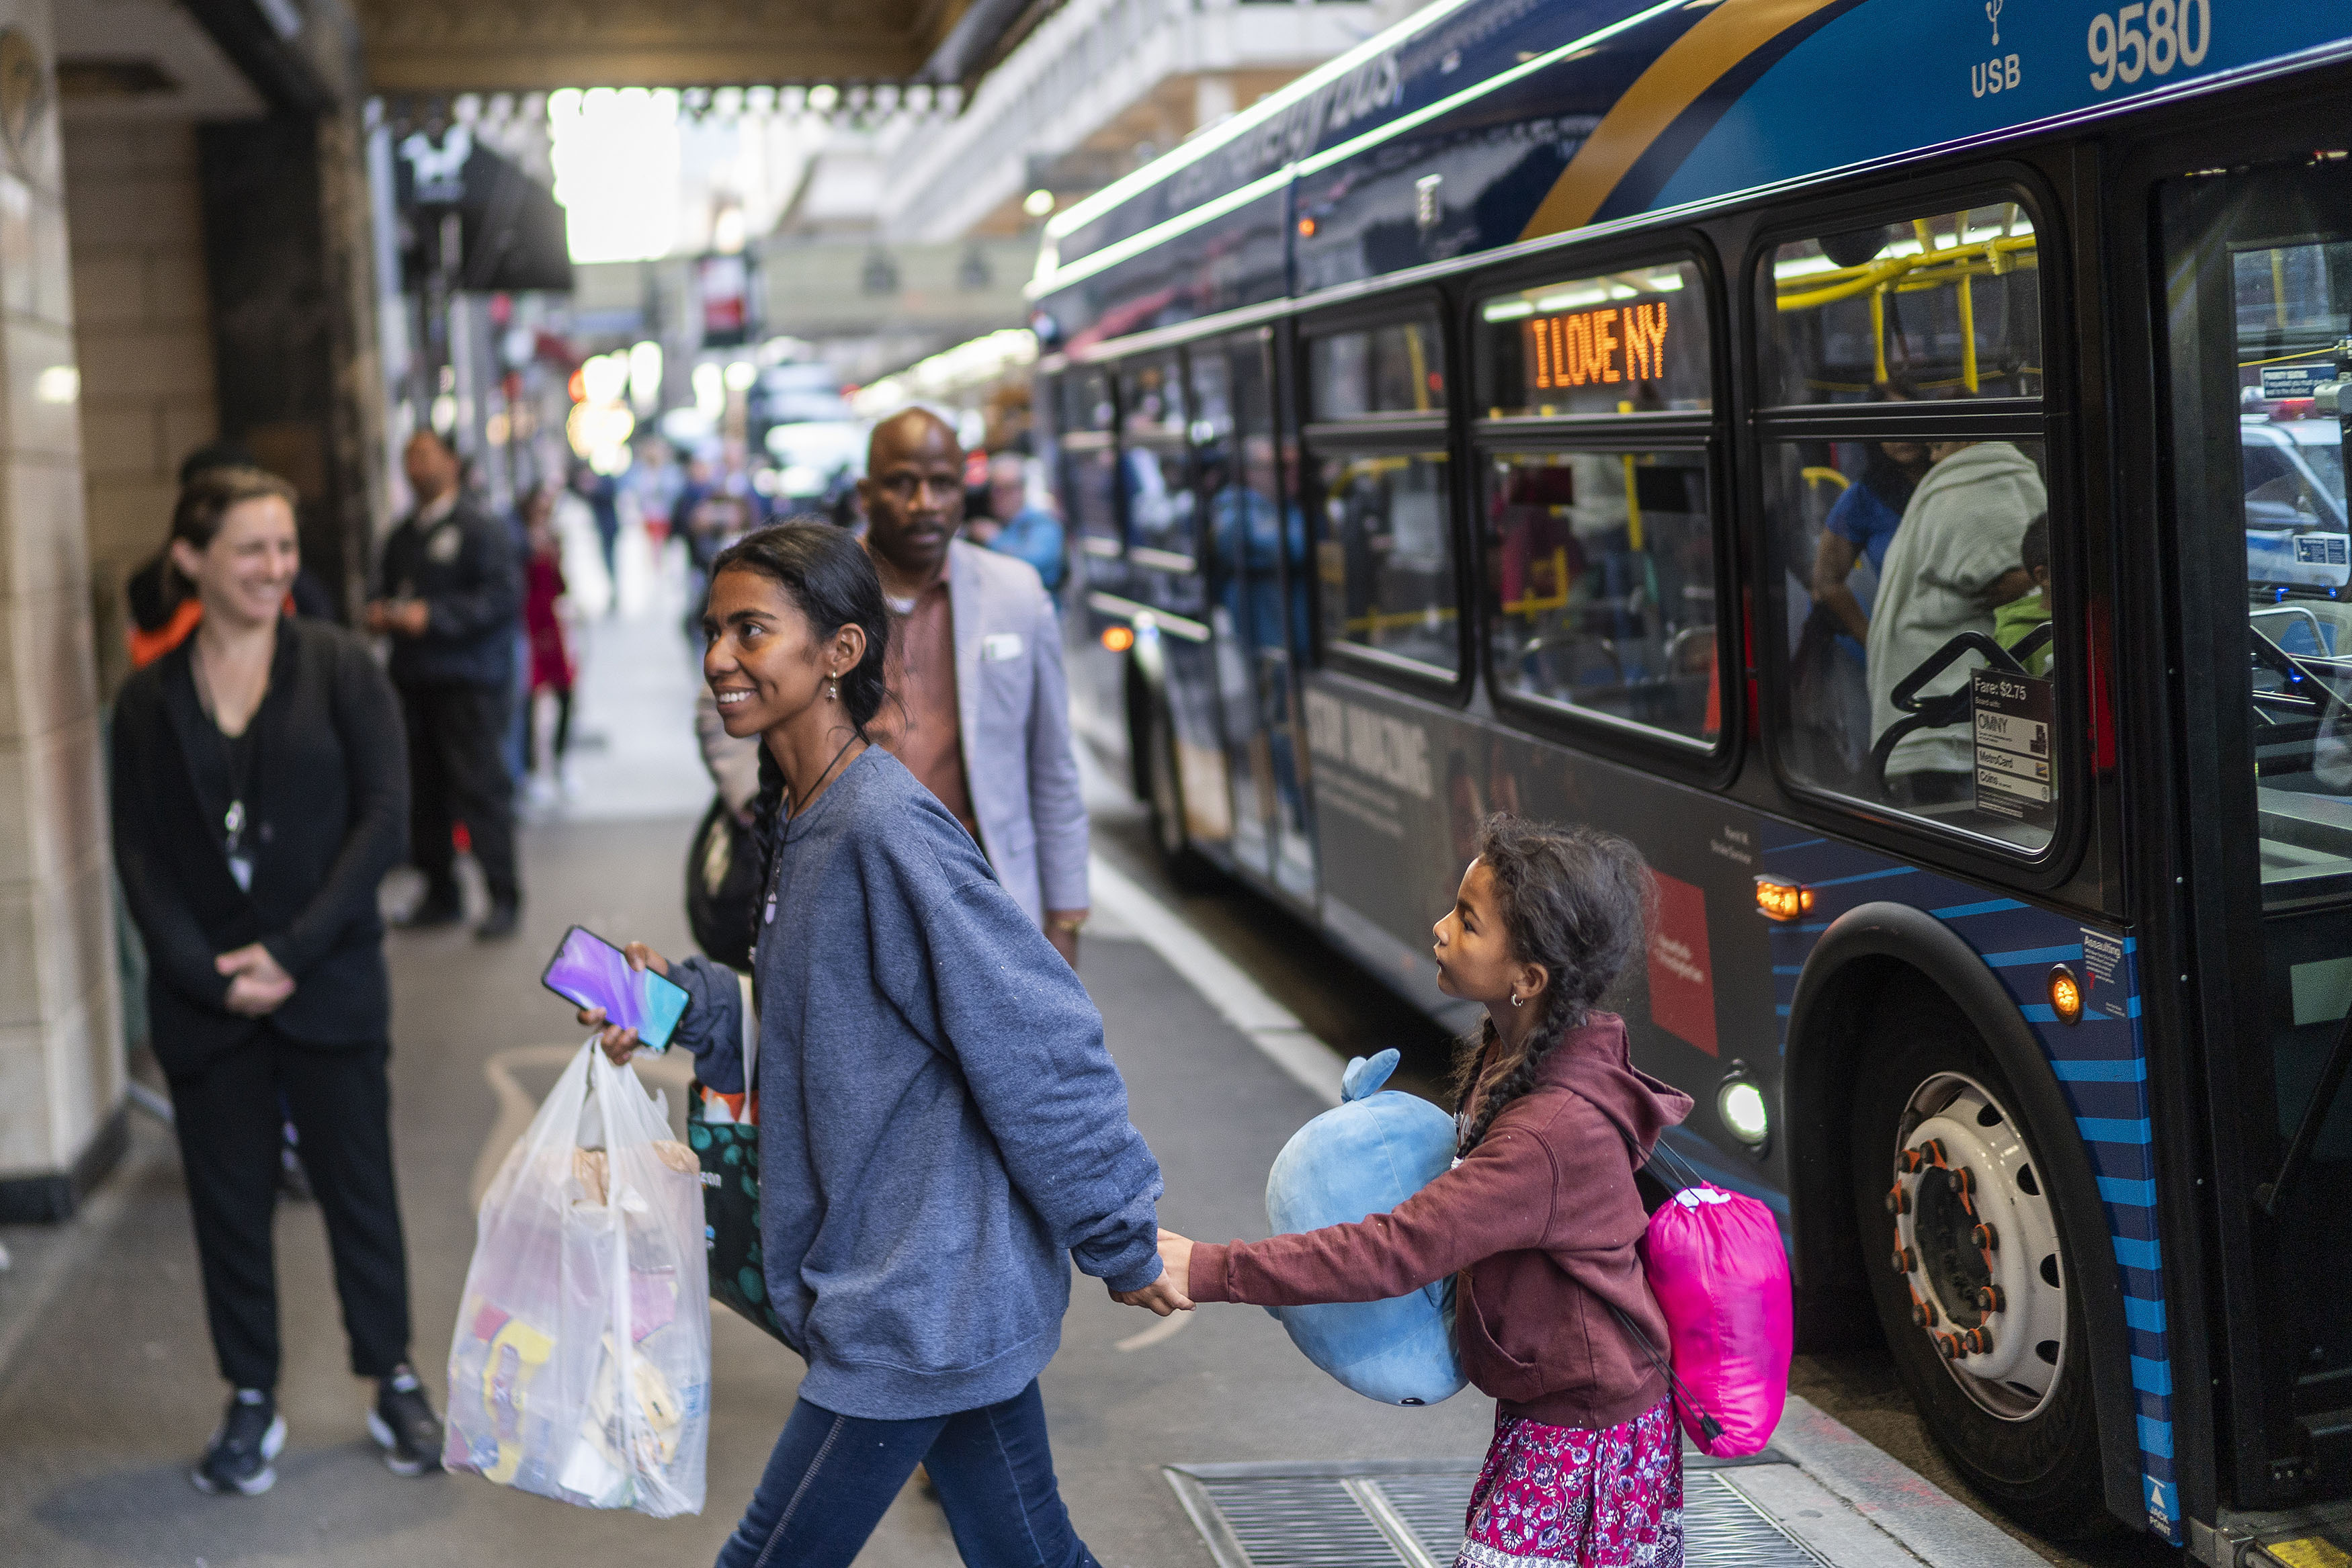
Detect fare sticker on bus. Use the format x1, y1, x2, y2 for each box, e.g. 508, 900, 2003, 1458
1972, 668, 2054, 828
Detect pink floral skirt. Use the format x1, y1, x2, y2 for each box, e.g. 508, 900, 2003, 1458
1456, 1399, 1683, 1568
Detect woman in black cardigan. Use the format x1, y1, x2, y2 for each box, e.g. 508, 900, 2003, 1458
112, 466, 443, 1497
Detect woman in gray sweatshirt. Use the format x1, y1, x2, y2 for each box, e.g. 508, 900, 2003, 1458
585, 521, 1185, 1568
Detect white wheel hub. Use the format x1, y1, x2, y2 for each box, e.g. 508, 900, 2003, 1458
1886, 1072, 2068, 1420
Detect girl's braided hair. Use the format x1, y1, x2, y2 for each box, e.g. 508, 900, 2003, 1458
706, 522, 893, 954
1452, 815, 1654, 1154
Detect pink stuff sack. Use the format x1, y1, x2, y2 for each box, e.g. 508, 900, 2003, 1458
1638, 1184, 1792, 1457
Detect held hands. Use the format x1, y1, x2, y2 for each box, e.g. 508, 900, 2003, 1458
216, 943, 294, 1016
579, 941, 671, 1064
1108, 1229, 1195, 1316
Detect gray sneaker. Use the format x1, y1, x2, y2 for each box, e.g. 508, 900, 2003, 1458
191, 1389, 286, 1496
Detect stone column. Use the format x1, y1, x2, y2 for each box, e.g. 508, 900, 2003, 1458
0, 0, 128, 1221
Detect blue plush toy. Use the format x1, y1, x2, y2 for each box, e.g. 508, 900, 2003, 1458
1262, 1049, 1467, 1405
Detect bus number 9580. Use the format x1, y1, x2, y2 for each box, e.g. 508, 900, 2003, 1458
2087, 0, 2212, 91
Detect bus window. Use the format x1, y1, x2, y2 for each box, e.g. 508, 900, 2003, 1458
1316, 451, 1457, 674
1765, 435, 2058, 851
1122, 355, 1197, 559
1762, 203, 2042, 407
1483, 449, 1716, 744
1477, 261, 1711, 418
1058, 369, 1120, 550
1310, 318, 1446, 419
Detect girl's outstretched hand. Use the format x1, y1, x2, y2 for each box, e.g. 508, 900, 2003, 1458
578, 941, 671, 1064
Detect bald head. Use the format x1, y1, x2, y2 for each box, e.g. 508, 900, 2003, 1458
868, 407, 960, 472
860, 408, 965, 584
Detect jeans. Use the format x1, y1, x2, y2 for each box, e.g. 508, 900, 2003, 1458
716, 1381, 1100, 1568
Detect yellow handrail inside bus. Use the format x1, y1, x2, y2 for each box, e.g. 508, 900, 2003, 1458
1957, 271, 1978, 393
1345, 605, 1460, 633
1802, 466, 1850, 492
1773, 234, 2037, 312
1501, 548, 1572, 616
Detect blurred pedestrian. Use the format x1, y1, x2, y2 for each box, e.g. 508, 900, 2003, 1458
110, 466, 443, 1497
368, 431, 525, 939
583, 522, 1179, 1565
569, 461, 622, 596
857, 409, 1090, 963
974, 451, 1067, 592
521, 488, 577, 803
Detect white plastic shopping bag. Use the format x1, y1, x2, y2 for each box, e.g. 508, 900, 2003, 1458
444, 1039, 711, 1516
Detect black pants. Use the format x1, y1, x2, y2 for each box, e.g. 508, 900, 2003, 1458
401, 681, 519, 907
525, 687, 573, 773
168, 1029, 413, 1391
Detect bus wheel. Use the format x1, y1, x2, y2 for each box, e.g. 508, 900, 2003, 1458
1850, 1000, 2109, 1537
1143, 699, 1216, 891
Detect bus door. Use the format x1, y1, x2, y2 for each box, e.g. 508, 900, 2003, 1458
2162, 151, 2352, 1512
1122, 352, 1234, 858
1193, 330, 1314, 894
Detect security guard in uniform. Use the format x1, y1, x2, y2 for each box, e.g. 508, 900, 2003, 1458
367, 431, 525, 939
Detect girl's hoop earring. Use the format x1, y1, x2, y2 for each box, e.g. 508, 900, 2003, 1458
1511, 994, 1524, 1008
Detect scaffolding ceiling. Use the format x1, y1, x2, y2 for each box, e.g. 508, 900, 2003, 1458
351, 0, 1039, 95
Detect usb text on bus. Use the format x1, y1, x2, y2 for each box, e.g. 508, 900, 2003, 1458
1524, 302, 1670, 394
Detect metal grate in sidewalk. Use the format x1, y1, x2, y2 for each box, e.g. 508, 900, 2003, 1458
1166, 1456, 1828, 1568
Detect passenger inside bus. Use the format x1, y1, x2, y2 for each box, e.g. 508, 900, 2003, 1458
1866, 439, 2044, 806
1808, 392, 1929, 649
1992, 515, 2053, 677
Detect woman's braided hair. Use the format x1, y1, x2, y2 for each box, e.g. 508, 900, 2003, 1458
1452, 815, 1654, 1154
706, 521, 893, 955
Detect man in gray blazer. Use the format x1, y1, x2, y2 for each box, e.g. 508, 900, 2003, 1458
858, 409, 1089, 963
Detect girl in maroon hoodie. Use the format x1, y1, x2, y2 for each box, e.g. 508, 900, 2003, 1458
1159, 817, 1694, 1567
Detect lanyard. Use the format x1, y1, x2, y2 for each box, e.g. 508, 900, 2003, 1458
194, 642, 263, 892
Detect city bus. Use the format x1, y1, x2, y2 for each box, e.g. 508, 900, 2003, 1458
1026, 0, 2352, 1558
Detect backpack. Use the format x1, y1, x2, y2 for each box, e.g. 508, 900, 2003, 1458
1613, 1139, 1794, 1457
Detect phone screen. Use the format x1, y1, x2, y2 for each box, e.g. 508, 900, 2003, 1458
542, 925, 690, 1052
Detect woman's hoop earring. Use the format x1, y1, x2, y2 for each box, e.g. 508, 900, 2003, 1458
1511, 994, 1524, 1008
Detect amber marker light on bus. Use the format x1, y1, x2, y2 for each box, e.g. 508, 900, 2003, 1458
1754, 875, 1813, 922
1101, 625, 1136, 653
2049, 965, 2084, 1025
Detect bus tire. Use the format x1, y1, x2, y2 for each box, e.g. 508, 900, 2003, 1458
1849, 991, 2111, 1539
1142, 698, 1217, 891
